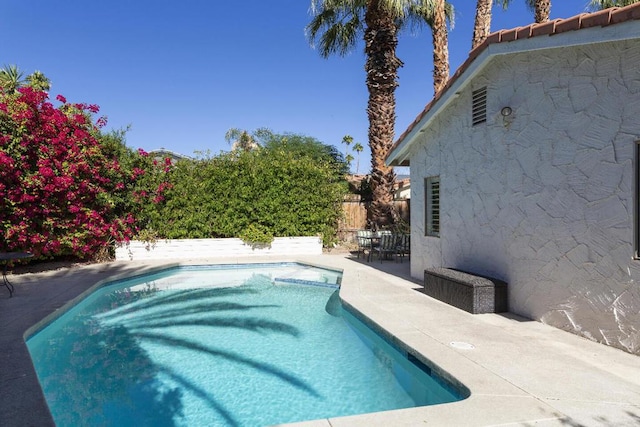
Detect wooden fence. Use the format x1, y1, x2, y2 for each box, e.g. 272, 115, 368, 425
338, 195, 410, 241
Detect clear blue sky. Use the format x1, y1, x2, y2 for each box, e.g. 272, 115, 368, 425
3, 1, 594, 172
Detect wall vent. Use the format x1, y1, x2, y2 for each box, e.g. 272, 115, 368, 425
472, 87, 487, 126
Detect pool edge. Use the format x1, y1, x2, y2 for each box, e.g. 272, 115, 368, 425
6, 255, 639, 426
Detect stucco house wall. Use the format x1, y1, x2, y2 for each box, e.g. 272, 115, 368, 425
405, 36, 640, 354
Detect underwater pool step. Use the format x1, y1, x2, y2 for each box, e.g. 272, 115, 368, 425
273, 277, 340, 289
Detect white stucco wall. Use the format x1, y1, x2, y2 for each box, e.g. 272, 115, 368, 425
115, 237, 323, 261
409, 39, 640, 354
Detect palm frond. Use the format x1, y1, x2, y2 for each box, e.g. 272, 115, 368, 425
306, 2, 365, 57
587, 0, 639, 10
404, 0, 455, 32
0, 64, 25, 92
494, 0, 512, 10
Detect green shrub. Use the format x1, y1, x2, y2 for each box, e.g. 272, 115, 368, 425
139, 145, 347, 246
239, 223, 274, 248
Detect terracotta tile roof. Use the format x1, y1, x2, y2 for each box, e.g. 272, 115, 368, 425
388, 4, 640, 165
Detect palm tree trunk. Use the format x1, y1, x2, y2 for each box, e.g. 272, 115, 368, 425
432, 0, 450, 94
472, 0, 494, 49
364, 0, 401, 228
534, 0, 551, 23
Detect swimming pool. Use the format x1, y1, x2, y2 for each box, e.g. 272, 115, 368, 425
27, 263, 463, 426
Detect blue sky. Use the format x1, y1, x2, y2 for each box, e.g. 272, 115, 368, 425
3, 1, 594, 172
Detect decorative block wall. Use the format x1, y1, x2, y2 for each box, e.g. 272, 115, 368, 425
115, 237, 323, 261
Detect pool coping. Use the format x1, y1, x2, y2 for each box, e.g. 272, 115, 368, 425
1, 254, 640, 426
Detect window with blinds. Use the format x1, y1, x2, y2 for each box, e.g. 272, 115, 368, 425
425, 176, 440, 237
472, 86, 487, 126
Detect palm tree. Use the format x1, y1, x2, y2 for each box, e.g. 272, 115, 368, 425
0, 65, 52, 93
473, 0, 551, 49
404, 1, 454, 94
345, 153, 355, 167
308, 0, 453, 227
342, 134, 355, 172
0, 64, 25, 92
224, 128, 261, 152
430, 0, 450, 93
532, 0, 551, 22
353, 142, 364, 174
26, 70, 51, 91
472, 0, 511, 49
472, 0, 493, 49
588, 0, 639, 9
341, 134, 353, 152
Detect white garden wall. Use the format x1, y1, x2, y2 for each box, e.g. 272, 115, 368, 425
115, 237, 322, 261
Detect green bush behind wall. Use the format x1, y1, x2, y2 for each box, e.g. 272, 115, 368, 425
138, 148, 348, 246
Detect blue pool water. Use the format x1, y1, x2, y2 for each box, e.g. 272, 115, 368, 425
27, 263, 462, 426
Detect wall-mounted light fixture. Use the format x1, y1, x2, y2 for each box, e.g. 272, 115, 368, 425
500, 106, 512, 117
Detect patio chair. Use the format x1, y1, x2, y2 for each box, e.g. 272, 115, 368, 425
355, 230, 373, 259
395, 234, 410, 263
374, 233, 396, 262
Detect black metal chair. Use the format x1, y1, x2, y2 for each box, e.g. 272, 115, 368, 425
355, 230, 373, 259
395, 234, 410, 263
374, 233, 396, 262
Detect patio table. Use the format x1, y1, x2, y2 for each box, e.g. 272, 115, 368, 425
1, 252, 33, 297
362, 234, 381, 262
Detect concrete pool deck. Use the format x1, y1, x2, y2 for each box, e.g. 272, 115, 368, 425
1, 254, 639, 426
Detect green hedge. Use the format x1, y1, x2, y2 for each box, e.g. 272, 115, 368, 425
139, 148, 347, 246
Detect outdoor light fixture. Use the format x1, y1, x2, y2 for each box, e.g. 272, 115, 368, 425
500, 106, 513, 117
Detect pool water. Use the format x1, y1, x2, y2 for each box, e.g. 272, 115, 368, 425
27, 263, 461, 426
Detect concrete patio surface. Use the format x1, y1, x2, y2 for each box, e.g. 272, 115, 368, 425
1, 253, 639, 426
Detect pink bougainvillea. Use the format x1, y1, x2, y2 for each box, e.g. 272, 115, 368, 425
0, 87, 167, 259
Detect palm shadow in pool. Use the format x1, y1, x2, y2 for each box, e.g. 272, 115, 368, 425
75, 276, 320, 426
36, 321, 181, 426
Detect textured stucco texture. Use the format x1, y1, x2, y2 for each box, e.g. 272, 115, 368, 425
409, 38, 640, 355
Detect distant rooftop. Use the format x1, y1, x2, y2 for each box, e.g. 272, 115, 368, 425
148, 148, 192, 163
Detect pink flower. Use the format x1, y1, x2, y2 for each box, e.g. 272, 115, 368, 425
131, 167, 145, 179
95, 116, 107, 128
39, 166, 55, 178
1, 87, 137, 259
